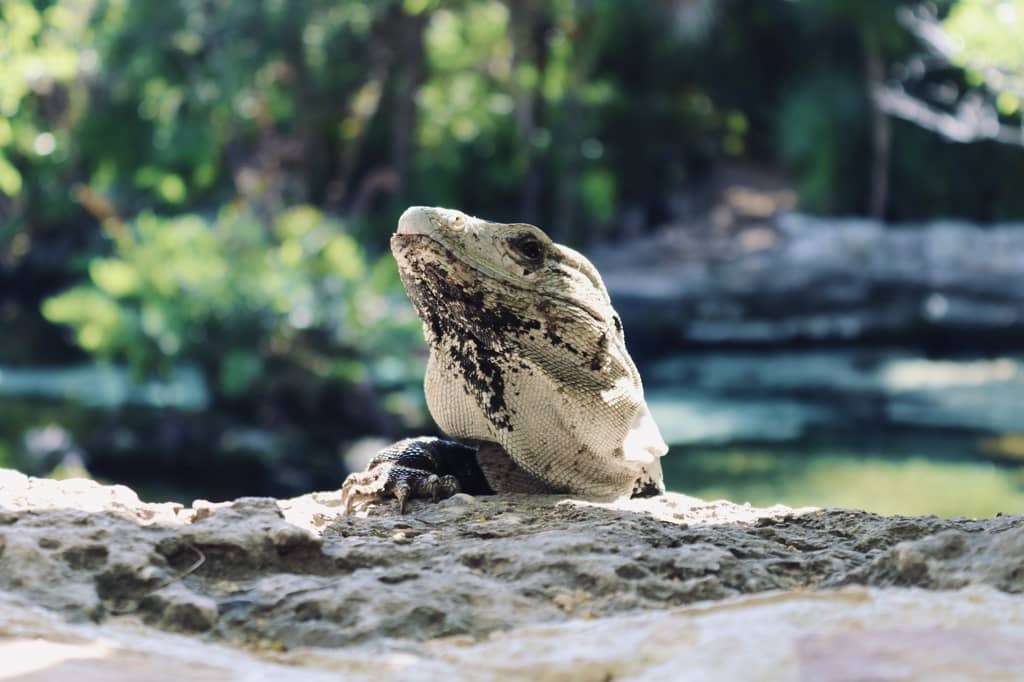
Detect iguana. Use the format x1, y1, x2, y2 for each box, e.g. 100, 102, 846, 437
341, 206, 667, 513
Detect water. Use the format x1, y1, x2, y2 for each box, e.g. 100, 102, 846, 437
0, 363, 208, 410
647, 349, 1024, 517
1, 351, 1022, 516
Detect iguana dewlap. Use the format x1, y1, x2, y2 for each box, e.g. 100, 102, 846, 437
341, 206, 667, 513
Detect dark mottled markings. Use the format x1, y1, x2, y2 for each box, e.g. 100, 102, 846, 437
543, 326, 581, 356
535, 298, 584, 357
588, 331, 608, 372
399, 242, 542, 432
631, 476, 662, 498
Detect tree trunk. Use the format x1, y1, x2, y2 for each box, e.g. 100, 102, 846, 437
510, 0, 551, 225
391, 10, 428, 199
864, 33, 891, 221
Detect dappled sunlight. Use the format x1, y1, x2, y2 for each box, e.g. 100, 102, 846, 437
881, 357, 1020, 391
572, 492, 817, 527
0, 639, 112, 680
0, 469, 181, 521
0, 467, 350, 537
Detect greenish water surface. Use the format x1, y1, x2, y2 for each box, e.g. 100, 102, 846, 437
662, 439, 1024, 518
648, 349, 1024, 518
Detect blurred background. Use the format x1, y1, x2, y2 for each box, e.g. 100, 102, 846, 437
1, 0, 1023, 516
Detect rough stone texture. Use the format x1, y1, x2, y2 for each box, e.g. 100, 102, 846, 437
591, 213, 1024, 347
1, 469, 1023, 679
5, 586, 1022, 681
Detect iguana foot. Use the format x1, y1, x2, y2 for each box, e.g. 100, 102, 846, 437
340, 437, 492, 514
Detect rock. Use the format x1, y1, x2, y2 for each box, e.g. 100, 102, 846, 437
591, 213, 1024, 349
851, 525, 1024, 591
1, 470, 1022, 679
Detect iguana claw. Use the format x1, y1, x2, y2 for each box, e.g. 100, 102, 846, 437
339, 437, 488, 514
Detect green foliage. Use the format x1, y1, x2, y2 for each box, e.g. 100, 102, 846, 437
776, 75, 868, 214
944, 0, 1024, 114
0, 0, 95, 223
3, 0, 1024, 406
42, 207, 421, 397
76, 0, 400, 211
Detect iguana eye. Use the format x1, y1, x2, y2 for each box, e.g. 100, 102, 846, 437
509, 233, 544, 264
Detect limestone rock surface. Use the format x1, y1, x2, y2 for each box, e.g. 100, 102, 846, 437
1, 469, 1022, 680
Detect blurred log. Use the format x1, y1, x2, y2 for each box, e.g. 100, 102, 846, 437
590, 213, 1024, 353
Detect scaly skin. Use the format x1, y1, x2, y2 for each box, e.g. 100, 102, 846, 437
341, 207, 667, 513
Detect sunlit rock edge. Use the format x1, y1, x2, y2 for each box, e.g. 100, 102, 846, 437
1, 469, 1022, 681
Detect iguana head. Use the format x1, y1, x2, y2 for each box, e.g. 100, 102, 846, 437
392, 206, 616, 328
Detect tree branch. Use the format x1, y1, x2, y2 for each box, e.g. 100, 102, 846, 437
872, 84, 1024, 147
874, 6, 1024, 148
